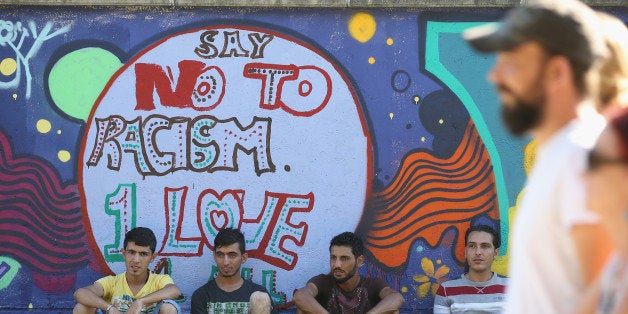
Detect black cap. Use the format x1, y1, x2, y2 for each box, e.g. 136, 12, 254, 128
463, 0, 607, 71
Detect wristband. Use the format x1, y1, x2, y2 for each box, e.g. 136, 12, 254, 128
106, 304, 114, 313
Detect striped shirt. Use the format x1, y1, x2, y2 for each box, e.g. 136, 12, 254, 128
433, 273, 507, 313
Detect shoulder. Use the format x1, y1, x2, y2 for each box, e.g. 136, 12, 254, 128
362, 276, 388, 285
243, 279, 268, 293
192, 280, 216, 297
571, 105, 605, 148
96, 272, 125, 284
306, 274, 333, 295
147, 272, 175, 288
492, 273, 509, 285
360, 276, 392, 294
440, 277, 465, 288
95, 273, 125, 294
149, 272, 173, 281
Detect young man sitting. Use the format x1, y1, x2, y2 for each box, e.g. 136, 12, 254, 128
433, 225, 507, 313
73, 227, 181, 313
293, 231, 405, 313
191, 228, 272, 314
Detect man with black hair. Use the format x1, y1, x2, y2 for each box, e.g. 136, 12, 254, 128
73, 227, 181, 313
191, 228, 272, 314
433, 225, 507, 313
293, 231, 404, 313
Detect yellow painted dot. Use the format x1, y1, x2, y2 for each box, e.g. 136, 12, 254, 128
439, 118, 444, 124
36, 119, 52, 133
421, 136, 426, 142
348, 13, 376, 43
386, 38, 394, 45
401, 286, 408, 293
368, 57, 375, 64
12, 93, 17, 100
389, 112, 394, 119
413, 96, 420, 104
437, 259, 442, 264
58, 150, 71, 162
57, 130, 62, 134
28, 303, 33, 309
0, 58, 17, 76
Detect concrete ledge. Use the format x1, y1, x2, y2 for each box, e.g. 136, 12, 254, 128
2, 0, 626, 7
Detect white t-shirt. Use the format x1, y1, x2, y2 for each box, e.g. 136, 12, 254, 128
504, 110, 605, 314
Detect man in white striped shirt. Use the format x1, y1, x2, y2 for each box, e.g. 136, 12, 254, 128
433, 225, 507, 313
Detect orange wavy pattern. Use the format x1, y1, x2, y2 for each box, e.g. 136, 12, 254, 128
361, 120, 499, 269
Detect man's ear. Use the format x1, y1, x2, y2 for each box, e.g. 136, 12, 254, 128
150, 252, 157, 263
545, 55, 572, 86
242, 252, 248, 263
357, 255, 365, 267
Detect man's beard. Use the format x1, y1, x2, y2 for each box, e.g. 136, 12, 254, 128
501, 100, 542, 136
334, 264, 358, 284
499, 84, 544, 137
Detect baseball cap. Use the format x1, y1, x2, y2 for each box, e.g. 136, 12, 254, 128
463, 0, 607, 71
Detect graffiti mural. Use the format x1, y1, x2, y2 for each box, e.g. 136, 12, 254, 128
0, 5, 625, 313
81, 25, 368, 306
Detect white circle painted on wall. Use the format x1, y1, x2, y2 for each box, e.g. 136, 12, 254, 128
79, 25, 371, 305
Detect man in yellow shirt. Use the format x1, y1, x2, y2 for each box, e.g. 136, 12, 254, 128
73, 227, 181, 313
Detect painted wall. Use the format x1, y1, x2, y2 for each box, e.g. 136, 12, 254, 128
0, 5, 624, 313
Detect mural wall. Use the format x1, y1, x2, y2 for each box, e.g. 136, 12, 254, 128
0, 5, 624, 313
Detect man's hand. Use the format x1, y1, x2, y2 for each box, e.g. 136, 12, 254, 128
107, 305, 123, 314
125, 298, 147, 314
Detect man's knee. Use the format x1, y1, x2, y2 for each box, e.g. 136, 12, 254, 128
155, 300, 180, 314
73, 303, 96, 314
249, 291, 271, 314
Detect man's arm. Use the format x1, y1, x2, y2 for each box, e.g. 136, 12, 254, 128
365, 286, 405, 314
572, 224, 613, 285
292, 282, 328, 314
73, 282, 111, 311
190, 287, 208, 314
432, 285, 451, 314
126, 283, 181, 313
572, 277, 601, 314
564, 153, 613, 286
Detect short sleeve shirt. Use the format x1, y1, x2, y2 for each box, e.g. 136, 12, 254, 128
96, 271, 174, 313
504, 112, 606, 314
190, 279, 270, 314
309, 274, 388, 313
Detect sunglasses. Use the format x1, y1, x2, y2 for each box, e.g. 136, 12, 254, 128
587, 150, 628, 171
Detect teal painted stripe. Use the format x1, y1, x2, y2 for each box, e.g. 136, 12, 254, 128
425, 21, 509, 254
